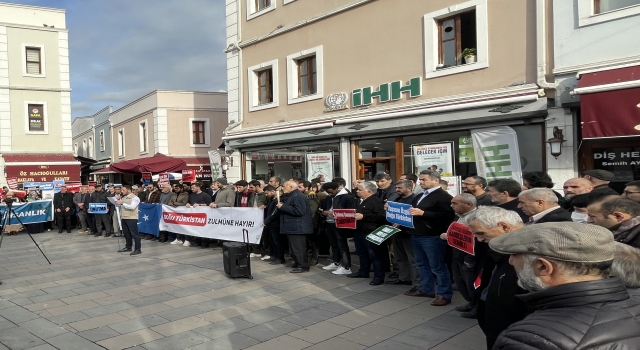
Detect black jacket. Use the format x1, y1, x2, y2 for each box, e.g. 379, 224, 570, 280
410, 188, 455, 236
53, 192, 74, 211
93, 189, 108, 204
377, 186, 399, 202
591, 183, 619, 196
475, 192, 494, 206
263, 197, 280, 228
478, 250, 529, 349
494, 278, 640, 350
356, 195, 386, 232
613, 218, 640, 248
498, 198, 528, 222
278, 190, 313, 235
534, 207, 573, 224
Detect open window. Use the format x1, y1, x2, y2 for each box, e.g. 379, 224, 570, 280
438, 10, 477, 68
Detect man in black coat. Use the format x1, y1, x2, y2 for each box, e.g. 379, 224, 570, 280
83, 185, 98, 235
583, 169, 619, 196
518, 188, 572, 224
465, 206, 527, 350
406, 170, 455, 306
587, 197, 640, 249
486, 179, 528, 222
320, 182, 357, 274
490, 222, 640, 350
349, 181, 386, 284
92, 184, 112, 237
53, 186, 74, 233
277, 181, 314, 273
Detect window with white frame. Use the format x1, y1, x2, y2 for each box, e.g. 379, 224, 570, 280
118, 129, 125, 157
88, 137, 94, 158
246, 0, 275, 20
423, 0, 488, 79
139, 121, 148, 154
74, 143, 78, 154
284, 0, 296, 4
287, 46, 324, 105
99, 130, 105, 151
82, 139, 87, 157
189, 118, 210, 147
22, 44, 46, 77
578, 0, 640, 26
248, 59, 279, 111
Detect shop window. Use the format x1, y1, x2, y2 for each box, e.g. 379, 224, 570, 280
246, 0, 275, 20
423, 0, 488, 79
25, 102, 47, 134
139, 121, 148, 154
595, 0, 640, 13
118, 129, 125, 158
190, 118, 210, 147
248, 144, 340, 182
357, 138, 399, 180
248, 59, 279, 111
579, 0, 640, 25
438, 11, 476, 68
287, 46, 323, 105
99, 130, 105, 151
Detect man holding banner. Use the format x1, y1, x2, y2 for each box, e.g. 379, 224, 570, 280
386, 180, 417, 286
116, 185, 142, 255
53, 186, 74, 233
351, 181, 387, 285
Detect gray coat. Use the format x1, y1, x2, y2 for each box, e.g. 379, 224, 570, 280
215, 186, 236, 208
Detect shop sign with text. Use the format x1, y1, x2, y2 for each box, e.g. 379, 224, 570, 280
6, 165, 80, 183
352, 77, 422, 107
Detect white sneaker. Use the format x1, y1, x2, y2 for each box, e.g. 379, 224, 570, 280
249, 253, 260, 258
332, 267, 351, 275
170, 239, 182, 245
183, 241, 191, 247
322, 262, 340, 271
261, 255, 271, 261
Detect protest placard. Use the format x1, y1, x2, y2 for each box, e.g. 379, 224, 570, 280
88, 203, 108, 214
386, 201, 413, 228
142, 172, 152, 185
182, 170, 196, 183
158, 173, 170, 187
446, 222, 475, 255
366, 225, 401, 245
6, 178, 18, 190
334, 209, 356, 229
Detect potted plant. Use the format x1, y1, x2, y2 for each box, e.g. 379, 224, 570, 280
462, 48, 476, 64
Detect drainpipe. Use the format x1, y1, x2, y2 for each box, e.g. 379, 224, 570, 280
225, 0, 244, 134
536, 0, 558, 91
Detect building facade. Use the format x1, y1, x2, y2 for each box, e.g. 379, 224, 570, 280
553, 0, 640, 193
224, 0, 568, 186
0, 2, 79, 185
99, 90, 227, 185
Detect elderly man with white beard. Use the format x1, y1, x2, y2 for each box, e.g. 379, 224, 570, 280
490, 222, 640, 350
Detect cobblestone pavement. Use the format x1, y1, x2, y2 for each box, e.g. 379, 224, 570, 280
0, 229, 485, 350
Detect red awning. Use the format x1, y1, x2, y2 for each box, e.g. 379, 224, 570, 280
109, 153, 187, 175
2, 153, 81, 182
91, 166, 119, 174
578, 66, 640, 139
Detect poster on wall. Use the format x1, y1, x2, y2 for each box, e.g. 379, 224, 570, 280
471, 126, 523, 183
28, 104, 44, 132
458, 136, 475, 163
412, 142, 454, 176
306, 153, 333, 182
442, 176, 461, 197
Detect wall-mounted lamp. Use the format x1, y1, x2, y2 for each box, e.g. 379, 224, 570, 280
546, 126, 566, 159
221, 156, 234, 171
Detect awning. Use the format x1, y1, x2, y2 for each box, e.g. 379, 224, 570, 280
109, 153, 187, 175
2, 153, 81, 182
577, 65, 640, 139
92, 166, 118, 175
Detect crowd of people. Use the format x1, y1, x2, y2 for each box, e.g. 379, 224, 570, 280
3, 167, 640, 349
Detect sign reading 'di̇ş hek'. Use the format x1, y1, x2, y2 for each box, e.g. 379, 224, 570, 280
352, 77, 422, 107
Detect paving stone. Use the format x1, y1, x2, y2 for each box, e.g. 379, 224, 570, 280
154, 304, 214, 322
304, 336, 366, 350
108, 314, 170, 334
127, 293, 177, 308
139, 330, 210, 350
281, 307, 339, 327
240, 306, 294, 324
81, 302, 136, 318
96, 328, 164, 350
327, 309, 384, 328
150, 315, 211, 337
273, 296, 328, 313
192, 317, 257, 339
183, 333, 260, 350
239, 319, 301, 342
390, 326, 457, 349
338, 323, 403, 346
20, 344, 59, 350
77, 326, 123, 342
46, 311, 90, 326
18, 318, 68, 339
0, 327, 45, 350
1, 306, 40, 323
367, 339, 423, 350
421, 313, 478, 333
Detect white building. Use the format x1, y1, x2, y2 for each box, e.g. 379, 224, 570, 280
0, 2, 78, 185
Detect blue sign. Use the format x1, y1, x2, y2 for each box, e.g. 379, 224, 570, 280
386, 201, 414, 228
0, 200, 54, 225
40, 183, 54, 191
88, 203, 108, 214
23, 182, 41, 188
53, 180, 65, 193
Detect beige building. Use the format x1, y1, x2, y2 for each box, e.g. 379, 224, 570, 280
0, 2, 78, 185
223, 0, 573, 186
93, 90, 227, 185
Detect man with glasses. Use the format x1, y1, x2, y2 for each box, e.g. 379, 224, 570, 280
462, 176, 493, 206
623, 180, 640, 204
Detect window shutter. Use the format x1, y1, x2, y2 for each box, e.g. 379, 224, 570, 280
26, 48, 41, 74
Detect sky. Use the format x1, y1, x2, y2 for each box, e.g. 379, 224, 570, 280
8, 0, 227, 119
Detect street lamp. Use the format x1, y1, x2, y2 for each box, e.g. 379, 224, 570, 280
546, 126, 566, 159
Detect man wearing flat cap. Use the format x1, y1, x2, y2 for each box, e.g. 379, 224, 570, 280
582, 169, 619, 196
491, 222, 640, 350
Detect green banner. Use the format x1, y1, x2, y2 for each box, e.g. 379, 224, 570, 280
366, 225, 401, 245
459, 136, 475, 163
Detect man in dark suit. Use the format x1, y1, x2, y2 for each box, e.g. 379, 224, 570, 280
487, 179, 528, 222
83, 185, 98, 235
406, 170, 456, 306
53, 186, 74, 233
277, 181, 314, 273
518, 188, 572, 224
